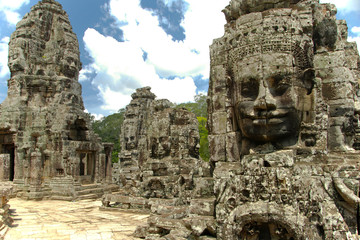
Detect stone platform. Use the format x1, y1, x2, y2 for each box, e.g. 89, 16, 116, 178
5, 199, 149, 240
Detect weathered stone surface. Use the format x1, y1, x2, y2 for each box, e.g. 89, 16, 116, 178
0, 183, 13, 239
0, 0, 114, 200
206, 0, 360, 239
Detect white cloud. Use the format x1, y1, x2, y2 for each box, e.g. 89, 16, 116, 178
0, 0, 30, 9
83, 28, 197, 112
79, 65, 96, 82
109, 0, 210, 78
348, 36, 360, 53
319, 0, 360, 12
83, 0, 228, 113
0, 0, 30, 25
85, 109, 104, 121
352, 26, 360, 34
0, 37, 10, 78
349, 26, 360, 54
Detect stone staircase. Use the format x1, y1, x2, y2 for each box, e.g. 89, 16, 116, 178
75, 184, 119, 200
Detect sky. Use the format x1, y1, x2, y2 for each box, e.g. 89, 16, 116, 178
0, 0, 359, 119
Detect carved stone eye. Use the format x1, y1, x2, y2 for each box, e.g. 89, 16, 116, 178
269, 74, 291, 96
241, 78, 259, 99
226, 197, 237, 211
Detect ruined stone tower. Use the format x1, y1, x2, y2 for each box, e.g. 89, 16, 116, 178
0, 0, 113, 200
208, 0, 360, 239
105, 87, 211, 213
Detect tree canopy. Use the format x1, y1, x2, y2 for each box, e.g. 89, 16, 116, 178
91, 109, 125, 163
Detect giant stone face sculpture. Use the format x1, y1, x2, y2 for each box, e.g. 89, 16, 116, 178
222, 8, 317, 152
232, 52, 313, 143
207, 0, 360, 239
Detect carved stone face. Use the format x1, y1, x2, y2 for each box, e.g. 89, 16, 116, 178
150, 136, 171, 159
233, 53, 310, 142
8, 48, 26, 74
123, 122, 138, 150
60, 56, 80, 78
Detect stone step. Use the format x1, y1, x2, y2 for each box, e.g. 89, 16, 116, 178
77, 193, 100, 200
77, 188, 104, 196
49, 195, 74, 201
50, 191, 73, 197
104, 184, 120, 193
75, 184, 99, 191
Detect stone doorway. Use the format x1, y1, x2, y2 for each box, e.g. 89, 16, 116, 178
79, 152, 95, 184
0, 133, 15, 181
239, 222, 296, 240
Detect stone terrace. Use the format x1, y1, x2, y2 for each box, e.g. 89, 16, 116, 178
5, 199, 149, 240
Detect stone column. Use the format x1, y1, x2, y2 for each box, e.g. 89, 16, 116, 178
94, 153, 101, 183
28, 149, 43, 199
14, 148, 24, 181
30, 149, 42, 186
105, 154, 112, 183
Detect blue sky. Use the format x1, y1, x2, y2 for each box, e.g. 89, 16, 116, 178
0, 0, 359, 119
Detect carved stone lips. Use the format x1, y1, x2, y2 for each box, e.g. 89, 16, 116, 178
247, 110, 288, 125
253, 118, 284, 125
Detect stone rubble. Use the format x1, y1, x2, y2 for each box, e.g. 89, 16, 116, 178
0, 184, 13, 240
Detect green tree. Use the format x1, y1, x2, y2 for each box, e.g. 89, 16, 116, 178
197, 116, 210, 161
176, 93, 207, 118
91, 108, 125, 163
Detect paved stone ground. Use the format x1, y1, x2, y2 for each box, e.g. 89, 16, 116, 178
5, 198, 149, 240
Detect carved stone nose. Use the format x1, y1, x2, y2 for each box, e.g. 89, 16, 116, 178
255, 98, 267, 109
253, 82, 276, 111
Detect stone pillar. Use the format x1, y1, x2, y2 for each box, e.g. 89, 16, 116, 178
103, 143, 113, 184
30, 150, 42, 186
14, 148, 23, 181
98, 153, 105, 183
28, 150, 43, 199
105, 154, 112, 184
94, 153, 101, 183
0, 154, 10, 181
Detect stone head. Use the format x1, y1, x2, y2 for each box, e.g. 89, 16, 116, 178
123, 120, 138, 151
231, 46, 314, 143
59, 51, 81, 79
221, 5, 316, 147
8, 48, 26, 75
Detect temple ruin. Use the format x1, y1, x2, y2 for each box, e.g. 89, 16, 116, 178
0, 0, 360, 239
117, 0, 360, 239
0, 0, 115, 200
103, 87, 212, 215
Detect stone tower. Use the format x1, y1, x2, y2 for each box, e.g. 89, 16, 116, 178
0, 0, 113, 200
208, 0, 360, 239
